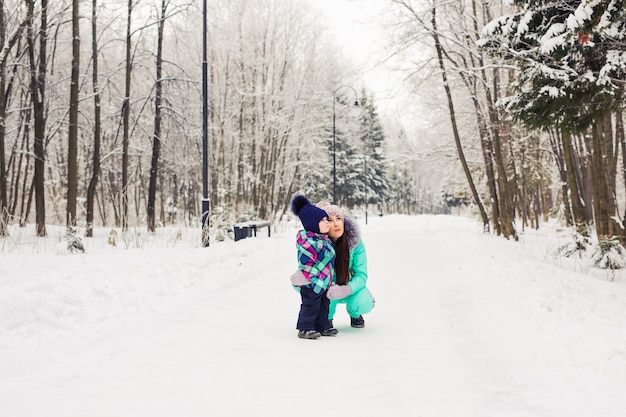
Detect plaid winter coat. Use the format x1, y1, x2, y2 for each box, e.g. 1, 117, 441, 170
296, 229, 335, 294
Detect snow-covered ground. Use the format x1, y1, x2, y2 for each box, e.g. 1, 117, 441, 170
1, 214, 625, 416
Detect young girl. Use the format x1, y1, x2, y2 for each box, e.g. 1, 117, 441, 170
291, 194, 338, 339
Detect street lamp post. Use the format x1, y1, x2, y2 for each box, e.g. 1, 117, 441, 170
332, 85, 359, 205
201, 0, 210, 247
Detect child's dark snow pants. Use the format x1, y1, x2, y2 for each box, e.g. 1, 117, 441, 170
297, 286, 331, 332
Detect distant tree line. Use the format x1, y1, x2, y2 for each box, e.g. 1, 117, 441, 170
8, 0, 622, 247
0, 0, 408, 239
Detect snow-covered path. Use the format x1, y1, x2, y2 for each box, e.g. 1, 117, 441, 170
2, 215, 626, 416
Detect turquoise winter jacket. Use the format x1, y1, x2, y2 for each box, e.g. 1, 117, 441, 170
342, 217, 368, 293
347, 240, 367, 292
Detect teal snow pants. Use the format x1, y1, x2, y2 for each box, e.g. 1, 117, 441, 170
328, 286, 375, 320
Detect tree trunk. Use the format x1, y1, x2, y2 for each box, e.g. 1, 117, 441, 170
485, 68, 517, 240
591, 114, 618, 239
13, 107, 32, 224
548, 129, 573, 227
86, 0, 102, 237
0, 0, 28, 235
147, 0, 167, 232
66, 0, 80, 227
26, 0, 47, 237
7, 122, 24, 218
616, 110, 626, 243
0, 1, 7, 235
469, 0, 498, 234
108, 170, 120, 227
518, 140, 528, 230
121, 0, 132, 230
575, 133, 594, 223
236, 91, 245, 211
561, 129, 588, 234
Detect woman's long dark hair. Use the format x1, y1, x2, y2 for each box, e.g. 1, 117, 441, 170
333, 233, 351, 285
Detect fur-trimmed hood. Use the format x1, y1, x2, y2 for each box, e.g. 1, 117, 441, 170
343, 216, 361, 251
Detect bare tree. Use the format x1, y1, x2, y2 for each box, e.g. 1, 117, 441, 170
147, 0, 167, 232
0, 2, 8, 235
391, 0, 491, 230
0, 4, 30, 234
66, 0, 79, 227
121, 0, 133, 231
26, 0, 47, 237
86, 0, 102, 237
430, 4, 490, 232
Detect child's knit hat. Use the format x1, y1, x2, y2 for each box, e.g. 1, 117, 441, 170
291, 194, 328, 233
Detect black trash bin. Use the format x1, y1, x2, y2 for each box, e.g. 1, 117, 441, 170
233, 223, 250, 241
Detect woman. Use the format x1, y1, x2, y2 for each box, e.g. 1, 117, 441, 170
291, 202, 374, 328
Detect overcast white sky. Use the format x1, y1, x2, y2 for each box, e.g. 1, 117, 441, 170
314, 0, 386, 62
307, 0, 403, 112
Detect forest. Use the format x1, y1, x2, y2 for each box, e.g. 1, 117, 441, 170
0, 0, 625, 252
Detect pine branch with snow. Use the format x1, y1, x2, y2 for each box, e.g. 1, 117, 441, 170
559, 228, 592, 258
65, 226, 85, 254
591, 236, 626, 270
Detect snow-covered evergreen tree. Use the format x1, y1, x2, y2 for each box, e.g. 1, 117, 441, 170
481, 0, 626, 133
357, 90, 389, 210
66, 226, 85, 254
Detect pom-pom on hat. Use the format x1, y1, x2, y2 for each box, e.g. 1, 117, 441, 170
291, 194, 329, 233
316, 201, 342, 217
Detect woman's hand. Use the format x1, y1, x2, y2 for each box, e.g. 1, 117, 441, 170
326, 283, 352, 300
